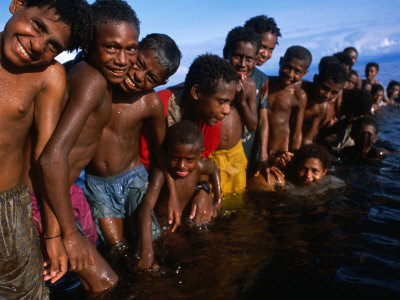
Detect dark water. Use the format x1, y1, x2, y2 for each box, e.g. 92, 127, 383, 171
87, 107, 400, 300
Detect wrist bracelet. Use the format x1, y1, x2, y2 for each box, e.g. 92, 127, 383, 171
195, 181, 211, 194
43, 234, 62, 240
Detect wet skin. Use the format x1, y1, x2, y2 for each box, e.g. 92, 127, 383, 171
257, 31, 277, 66
296, 157, 327, 185
39, 21, 139, 291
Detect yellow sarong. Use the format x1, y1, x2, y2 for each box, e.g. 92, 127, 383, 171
209, 140, 247, 194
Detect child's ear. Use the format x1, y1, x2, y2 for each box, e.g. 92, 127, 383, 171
190, 84, 201, 101
9, 0, 25, 14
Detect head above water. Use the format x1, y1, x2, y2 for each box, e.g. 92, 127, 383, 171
223, 26, 261, 76
291, 144, 333, 185
387, 80, 400, 99
243, 15, 281, 66
350, 116, 378, 149
371, 84, 384, 104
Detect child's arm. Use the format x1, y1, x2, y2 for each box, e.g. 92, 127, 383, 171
303, 103, 329, 145
198, 159, 222, 206
290, 89, 307, 151
137, 167, 164, 270
236, 76, 258, 132
39, 67, 107, 271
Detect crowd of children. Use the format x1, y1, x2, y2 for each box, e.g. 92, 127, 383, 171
0, 0, 398, 299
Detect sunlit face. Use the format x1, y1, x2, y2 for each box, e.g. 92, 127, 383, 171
257, 31, 277, 66
2, 5, 70, 68
194, 80, 237, 127
373, 90, 384, 104
88, 21, 139, 85
229, 41, 257, 77
365, 66, 378, 82
168, 143, 201, 178
314, 78, 342, 103
345, 74, 358, 90
121, 48, 167, 94
353, 124, 378, 148
296, 157, 327, 185
279, 57, 309, 85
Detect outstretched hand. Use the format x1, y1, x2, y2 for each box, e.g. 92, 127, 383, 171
62, 231, 95, 271
43, 236, 68, 283
189, 190, 216, 225
168, 195, 182, 232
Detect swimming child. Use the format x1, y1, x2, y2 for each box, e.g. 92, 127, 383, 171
84, 33, 181, 256
267, 45, 311, 169
39, 0, 140, 293
386, 80, 400, 106
210, 26, 258, 194
243, 14, 281, 66
0, 0, 91, 298
137, 120, 222, 270
371, 84, 385, 111
341, 117, 389, 163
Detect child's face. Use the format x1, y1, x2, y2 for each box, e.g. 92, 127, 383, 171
363, 82, 372, 93
229, 41, 257, 77
388, 85, 400, 98
345, 74, 358, 90
366, 66, 378, 82
353, 124, 377, 148
88, 22, 139, 85
373, 90, 384, 104
346, 49, 357, 65
2, 5, 70, 68
279, 57, 309, 85
296, 158, 327, 185
193, 80, 237, 126
257, 32, 277, 66
168, 143, 201, 178
314, 78, 342, 103
121, 48, 167, 94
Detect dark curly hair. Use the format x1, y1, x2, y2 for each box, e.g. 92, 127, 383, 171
90, 0, 140, 49
387, 80, 400, 97
340, 88, 373, 117
371, 84, 384, 97
184, 54, 238, 98
366, 62, 379, 72
283, 45, 312, 67
351, 116, 378, 138
139, 33, 181, 79
223, 26, 261, 59
318, 63, 347, 86
26, 0, 92, 51
343, 46, 358, 55
165, 120, 204, 151
291, 144, 333, 174
333, 51, 353, 68
244, 15, 281, 43
318, 55, 340, 72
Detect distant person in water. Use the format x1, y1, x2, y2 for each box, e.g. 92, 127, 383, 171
137, 120, 222, 270
386, 80, 400, 106
341, 117, 389, 163
243, 14, 281, 66
371, 84, 385, 112
288, 143, 333, 186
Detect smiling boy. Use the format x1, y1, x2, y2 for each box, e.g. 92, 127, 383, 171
84, 33, 181, 256
0, 0, 91, 298
39, 0, 139, 293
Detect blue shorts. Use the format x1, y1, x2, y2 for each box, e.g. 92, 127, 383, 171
84, 165, 150, 238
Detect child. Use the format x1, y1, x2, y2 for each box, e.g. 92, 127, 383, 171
365, 62, 381, 85
39, 0, 140, 293
267, 46, 311, 169
84, 33, 181, 256
243, 15, 281, 66
289, 143, 333, 186
0, 0, 90, 298
343, 46, 358, 66
362, 80, 373, 93
371, 84, 385, 111
137, 120, 222, 270
333, 51, 353, 74
345, 70, 359, 90
386, 80, 400, 106
211, 26, 258, 194
157, 54, 237, 224
302, 63, 347, 145
341, 117, 389, 162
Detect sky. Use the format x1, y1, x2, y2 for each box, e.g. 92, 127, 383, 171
1, 0, 399, 88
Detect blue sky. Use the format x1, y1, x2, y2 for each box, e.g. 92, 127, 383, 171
1, 0, 399, 87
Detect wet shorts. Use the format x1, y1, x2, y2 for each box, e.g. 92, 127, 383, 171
83, 165, 151, 240
0, 183, 49, 299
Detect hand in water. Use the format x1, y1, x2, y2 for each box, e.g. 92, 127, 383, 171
43, 236, 68, 283
189, 190, 215, 224
254, 159, 285, 184
62, 230, 95, 271
168, 194, 182, 232
137, 253, 159, 271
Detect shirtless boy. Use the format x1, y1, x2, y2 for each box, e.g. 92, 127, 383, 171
267, 46, 311, 168
212, 26, 258, 194
157, 54, 237, 223
0, 0, 90, 298
39, 0, 140, 292
137, 120, 222, 270
244, 15, 281, 66
84, 33, 181, 256
302, 63, 347, 145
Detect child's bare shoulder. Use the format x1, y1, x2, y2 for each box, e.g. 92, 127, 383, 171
68, 61, 108, 90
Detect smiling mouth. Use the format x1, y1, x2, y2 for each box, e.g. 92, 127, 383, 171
107, 67, 128, 77
17, 39, 32, 61
124, 75, 137, 89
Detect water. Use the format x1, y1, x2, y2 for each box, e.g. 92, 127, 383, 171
70, 107, 400, 300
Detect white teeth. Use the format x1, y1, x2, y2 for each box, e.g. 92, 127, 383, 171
125, 76, 135, 87
17, 41, 31, 59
